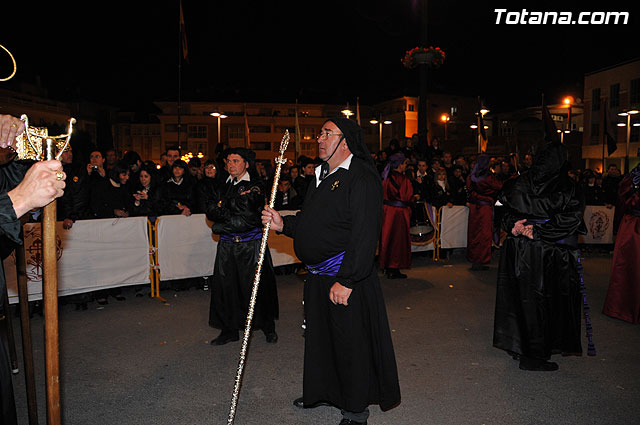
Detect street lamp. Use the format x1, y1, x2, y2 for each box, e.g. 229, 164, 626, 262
562, 96, 574, 132
440, 113, 450, 141
342, 108, 354, 119
370, 117, 392, 151
618, 108, 639, 172
209, 111, 228, 144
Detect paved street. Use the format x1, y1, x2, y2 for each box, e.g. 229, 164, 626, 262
8, 249, 640, 425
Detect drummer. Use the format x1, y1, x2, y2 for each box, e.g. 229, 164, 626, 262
379, 152, 414, 279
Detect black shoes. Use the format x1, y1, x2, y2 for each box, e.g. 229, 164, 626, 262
265, 331, 278, 343
386, 268, 407, 279
519, 356, 559, 371
210, 331, 239, 346
339, 419, 367, 425
293, 397, 331, 409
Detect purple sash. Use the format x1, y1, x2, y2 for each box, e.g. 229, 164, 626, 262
220, 227, 263, 243
307, 251, 345, 277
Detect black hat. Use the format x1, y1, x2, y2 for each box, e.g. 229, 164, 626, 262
222, 147, 256, 167
323, 117, 378, 177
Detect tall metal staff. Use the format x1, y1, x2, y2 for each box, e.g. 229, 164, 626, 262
15, 115, 75, 425
227, 130, 289, 425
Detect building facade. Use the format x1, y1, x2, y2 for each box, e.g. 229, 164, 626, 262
583, 59, 640, 173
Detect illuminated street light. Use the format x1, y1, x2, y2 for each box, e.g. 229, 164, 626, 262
210, 111, 228, 144
617, 109, 640, 172
370, 116, 392, 151
342, 108, 354, 119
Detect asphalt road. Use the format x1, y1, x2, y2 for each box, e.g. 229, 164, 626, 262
7, 248, 640, 425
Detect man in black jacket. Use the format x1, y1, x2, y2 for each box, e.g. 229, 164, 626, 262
206, 148, 278, 345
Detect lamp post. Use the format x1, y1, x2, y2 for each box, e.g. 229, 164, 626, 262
341, 108, 354, 119
470, 108, 489, 153
618, 109, 639, 172
563, 96, 574, 132
440, 113, 450, 141
370, 117, 392, 151
209, 111, 228, 145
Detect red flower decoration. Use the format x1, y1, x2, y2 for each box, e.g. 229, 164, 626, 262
402, 46, 446, 69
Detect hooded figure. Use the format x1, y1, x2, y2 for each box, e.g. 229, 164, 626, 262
466, 154, 503, 268
379, 152, 413, 278
493, 141, 589, 371
603, 163, 640, 323
264, 117, 400, 424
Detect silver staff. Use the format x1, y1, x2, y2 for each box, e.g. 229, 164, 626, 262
228, 130, 290, 425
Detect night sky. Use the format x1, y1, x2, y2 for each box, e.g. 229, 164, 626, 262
2, 0, 639, 113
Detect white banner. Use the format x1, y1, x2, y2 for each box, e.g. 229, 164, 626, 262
4, 217, 150, 304
156, 214, 299, 281
439, 205, 469, 249
580, 205, 616, 244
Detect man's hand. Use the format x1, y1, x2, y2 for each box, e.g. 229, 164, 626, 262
511, 218, 527, 236
8, 160, 66, 218
329, 282, 352, 306
179, 205, 191, 216
261, 205, 283, 232
62, 218, 74, 230
0, 115, 24, 149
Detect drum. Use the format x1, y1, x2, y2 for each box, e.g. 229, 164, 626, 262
410, 201, 435, 244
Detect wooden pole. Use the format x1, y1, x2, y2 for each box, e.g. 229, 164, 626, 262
42, 138, 61, 425
16, 235, 39, 424
1, 283, 18, 373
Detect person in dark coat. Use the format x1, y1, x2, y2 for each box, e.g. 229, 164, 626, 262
465, 155, 503, 270
602, 163, 640, 323
89, 161, 132, 219
262, 117, 401, 425
493, 141, 588, 371
379, 152, 413, 279
0, 114, 67, 425
206, 147, 278, 345
58, 146, 91, 228
160, 159, 195, 216
195, 159, 220, 214
273, 174, 301, 211
130, 164, 162, 217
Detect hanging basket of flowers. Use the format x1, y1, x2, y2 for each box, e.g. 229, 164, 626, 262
401, 46, 445, 69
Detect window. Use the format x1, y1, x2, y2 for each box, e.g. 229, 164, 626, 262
407, 104, 415, 112
591, 122, 600, 144
188, 125, 208, 139
249, 125, 271, 133
631, 78, 640, 106
228, 126, 244, 139
610, 83, 620, 108
250, 142, 271, 150
302, 127, 317, 140
592, 88, 601, 111
450, 106, 458, 117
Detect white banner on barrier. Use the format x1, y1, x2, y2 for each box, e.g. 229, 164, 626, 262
580, 205, 616, 244
4, 217, 150, 304
439, 205, 469, 249
156, 214, 300, 281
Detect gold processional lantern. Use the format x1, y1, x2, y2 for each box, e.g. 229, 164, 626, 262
12, 114, 76, 161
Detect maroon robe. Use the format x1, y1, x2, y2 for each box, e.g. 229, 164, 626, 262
379, 171, 413, 270
603, 175, 640, 324
466, 174, 503, 264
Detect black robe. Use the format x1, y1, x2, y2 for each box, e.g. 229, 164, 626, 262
281, 157, 401, 413
493, 144, 587, 361
206, 175, 278, 332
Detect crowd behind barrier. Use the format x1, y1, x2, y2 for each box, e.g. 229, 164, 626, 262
3, 138, 624, 304
2, 202, 616, 305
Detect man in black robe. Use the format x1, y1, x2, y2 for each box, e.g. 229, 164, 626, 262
206, 147, 278, 345
493, 141, 587, 371
263, 118, 401, 425
0, 114, 67, 425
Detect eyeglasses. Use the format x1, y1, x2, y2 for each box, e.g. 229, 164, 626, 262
316, 131, 343, 140
204, 165, 216, 170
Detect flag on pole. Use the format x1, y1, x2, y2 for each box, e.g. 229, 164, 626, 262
294, 100, 302, 156
244, 104, 251, 148
179, 0, 189, 63
477, 113, 488, 153
603, 98, 617, 155
356, 97, 361, 126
